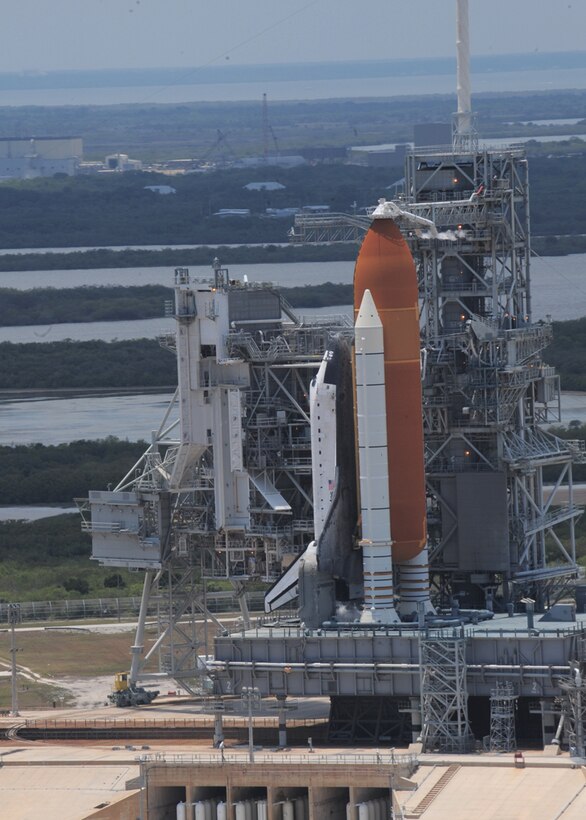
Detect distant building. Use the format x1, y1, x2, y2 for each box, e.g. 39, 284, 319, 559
244, 181, 286, 191
213, 209, 251, 218
0, 136, 82, 179
104, 153, 142, 172
144, 185, 176, 195
264, 207, 299, 219
299, 146, 347, 162
76, 161, 104, 175
301, 204, 330, 213
233, 155, 306, 169
78, 152, 144, 175
347, 143, 409, 167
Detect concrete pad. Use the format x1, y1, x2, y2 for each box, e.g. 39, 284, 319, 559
399, 764, 586, 820
0, 764, 139, 820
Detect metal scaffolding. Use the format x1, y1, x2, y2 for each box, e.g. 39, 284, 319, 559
402, 144, 583, 609
559, 639, 586, 759
419, 634, 473, 753
290, 212, 369, 244
80, 268, 352, 690
289, 142, 584, 612
489, 681, 517, 752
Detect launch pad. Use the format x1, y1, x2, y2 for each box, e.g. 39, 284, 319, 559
80, 0, 586, 757
213, 608, 586, 751
80, 135, 586, 752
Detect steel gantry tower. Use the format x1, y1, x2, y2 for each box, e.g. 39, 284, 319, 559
398, 142, 583, 609
79, 263, 352, 691
292, 137, 584, 610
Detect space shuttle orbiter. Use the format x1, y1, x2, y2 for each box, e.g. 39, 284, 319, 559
265, 208, 434, 624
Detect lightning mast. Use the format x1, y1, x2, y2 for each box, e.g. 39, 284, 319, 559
262, 93, 270, 162
453, 0, 476, 151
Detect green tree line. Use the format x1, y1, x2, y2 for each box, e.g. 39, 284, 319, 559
0, 438, 146, 504
0, 235, 584, 277
0, 516, 145, 602
0, 312, 585, 391
0, 282, 355, 327
0, 285, 171, 326
0, 339, 177, 389
0, 166, 396, 249
0, 243, 359, 273
0, 89, 585, 161
547, 317, 586, 392
2, 152, 586, 249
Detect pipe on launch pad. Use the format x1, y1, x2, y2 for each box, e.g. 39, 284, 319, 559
211, 660, 570, 678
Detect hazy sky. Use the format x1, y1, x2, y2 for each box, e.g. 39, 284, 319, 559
3, 1, 585, 73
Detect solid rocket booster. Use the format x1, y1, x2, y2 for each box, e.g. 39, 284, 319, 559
355, 289, 400, 623
354, 218, 427, 565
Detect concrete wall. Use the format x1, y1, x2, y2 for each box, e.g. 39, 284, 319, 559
144, 760, 411, 820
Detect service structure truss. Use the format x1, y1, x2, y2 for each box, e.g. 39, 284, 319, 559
402, 143, 584, 610
79, 264, 352, 689
559, 638, 586, 759
290, 142, 584, 611
489, 680, 517, 752
419, 633, 474, 753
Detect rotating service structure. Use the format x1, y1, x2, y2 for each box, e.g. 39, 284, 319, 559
79, 262, 352, 691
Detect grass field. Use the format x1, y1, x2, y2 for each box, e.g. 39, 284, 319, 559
0, 629, 144, 678
0, 620, 214, 708
0, 625, 161, 708
0, 678, 72, 710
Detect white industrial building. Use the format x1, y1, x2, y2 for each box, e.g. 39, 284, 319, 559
0, 137, 82, 179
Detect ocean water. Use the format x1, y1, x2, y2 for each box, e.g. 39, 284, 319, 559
3, 55, 586, 105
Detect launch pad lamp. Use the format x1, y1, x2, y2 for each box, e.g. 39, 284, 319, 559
8, 603, 21, 717
521, 597, 536, 633
241, 686, 261, 762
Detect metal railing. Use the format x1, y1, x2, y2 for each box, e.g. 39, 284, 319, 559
138, 750, 418, 769
0, 590, 269, 624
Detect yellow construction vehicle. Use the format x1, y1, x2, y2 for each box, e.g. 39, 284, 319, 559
108, 672, 159, 707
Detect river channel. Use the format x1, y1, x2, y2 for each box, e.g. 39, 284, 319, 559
0, 257, 584, 445
0, 254, 585, 344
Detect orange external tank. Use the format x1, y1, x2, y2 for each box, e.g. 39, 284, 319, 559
353, 217, 427, 563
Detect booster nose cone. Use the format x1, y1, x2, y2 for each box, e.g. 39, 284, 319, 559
355, 287, 382, 333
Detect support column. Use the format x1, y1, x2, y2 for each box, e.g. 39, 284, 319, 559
266, 786, 277, 820
226, 784, 235, 820
419, 635, 473, 753
214, 710, 225, 748
409, 696, 422, 744
347, 787, 359, 820
277, 694, 288, 748
234, 580, 251, 630
130, 570, 154, 685
540, 698, 557, 747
